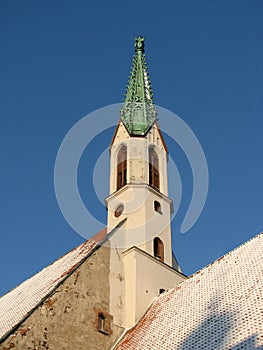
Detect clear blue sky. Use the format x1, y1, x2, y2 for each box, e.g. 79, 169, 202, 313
0, 1, 262, 296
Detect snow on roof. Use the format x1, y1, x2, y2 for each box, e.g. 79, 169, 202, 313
115, 233, 263, 350
0, 228, 107, 340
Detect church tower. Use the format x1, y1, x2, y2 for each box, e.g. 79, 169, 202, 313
106, 36, 175, 266
106, 37, 185, 328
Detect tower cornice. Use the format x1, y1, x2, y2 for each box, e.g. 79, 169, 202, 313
105, 183, 174, 212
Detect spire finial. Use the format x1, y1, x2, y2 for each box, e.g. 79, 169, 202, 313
135, 36, 145, 53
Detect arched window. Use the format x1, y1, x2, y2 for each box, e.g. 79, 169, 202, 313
154, 200, 161, 213
117, 146, 127, 190
149, 148, 159, 190
153, 237, 164, 262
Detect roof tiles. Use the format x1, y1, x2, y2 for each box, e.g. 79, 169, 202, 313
0, 228, 106, 340
115, 233, 263, 350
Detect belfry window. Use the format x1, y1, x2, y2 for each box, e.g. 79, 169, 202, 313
117, 146, 127, 190
154, 237, 164, 262
149, 148, 159, 190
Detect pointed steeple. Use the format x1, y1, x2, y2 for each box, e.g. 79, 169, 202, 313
120, 36, 157, 136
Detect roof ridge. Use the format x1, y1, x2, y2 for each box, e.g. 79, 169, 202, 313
187, 231, 263, 280
114, 231, 263, 349
0, 227, 107, 341
155, 231, 263, 298
0, 228, 107, 299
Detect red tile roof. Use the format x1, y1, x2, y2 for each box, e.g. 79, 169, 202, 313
0, 228, 107, 340
114, 232, 263, 350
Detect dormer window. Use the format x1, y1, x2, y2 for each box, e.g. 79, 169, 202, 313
149, 148, 159, 190
117, 146, 127, 190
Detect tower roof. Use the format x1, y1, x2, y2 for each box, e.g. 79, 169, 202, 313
120, 36, 157, 136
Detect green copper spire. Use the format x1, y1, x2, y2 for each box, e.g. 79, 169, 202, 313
120, 36, 157, 136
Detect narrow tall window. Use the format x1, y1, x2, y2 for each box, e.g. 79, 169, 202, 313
117, 146, 127, 190
97, 311, 112, 335
154, 237, 164, 262
98, 313, 105, 333
149, 148, 159, 190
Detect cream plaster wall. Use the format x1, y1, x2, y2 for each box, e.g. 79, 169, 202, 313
122, 247, 186, 328
109, 242, 125, 329
105, 185, 173, 266
110, 121, 168, 195
106, 120, 183, 331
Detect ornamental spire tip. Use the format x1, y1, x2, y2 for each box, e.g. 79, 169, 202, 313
135, 36, 145, 53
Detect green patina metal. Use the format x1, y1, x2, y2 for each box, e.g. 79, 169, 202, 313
120, 36, 157, 136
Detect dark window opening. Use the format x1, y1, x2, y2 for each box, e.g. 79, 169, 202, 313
154, 237, 164, 262
115, 204, 124, 218
98, 313, 105, 333
117, 146, 127, 190
154, 200, 161, 213
149, 148, 159, 190
97, 311, 112, 335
